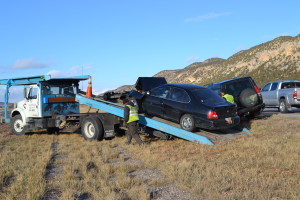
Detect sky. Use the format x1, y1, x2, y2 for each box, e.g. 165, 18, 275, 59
1, 0, 300, 102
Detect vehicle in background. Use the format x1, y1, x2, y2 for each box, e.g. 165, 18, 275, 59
261, 80, 300, 113
129, 82, 240, 132
206, 77, 264, 118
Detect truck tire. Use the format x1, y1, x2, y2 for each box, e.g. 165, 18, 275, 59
81, 116, 104, 140
180, 114, 195, 132
239, 88, 258, 108
11, 115, 26, 135
279, 99, 288, 113
47, 128, 59, 134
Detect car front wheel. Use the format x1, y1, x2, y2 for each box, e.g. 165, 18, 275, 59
180, 114, 195, 132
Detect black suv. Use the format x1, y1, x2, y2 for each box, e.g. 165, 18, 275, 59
206, 77, 265, 118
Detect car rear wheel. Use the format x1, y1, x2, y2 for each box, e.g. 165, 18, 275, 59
81, 116, 104, 140
279, 99, 288, 113
180, 114, 195, 132
239, 88, 258, 108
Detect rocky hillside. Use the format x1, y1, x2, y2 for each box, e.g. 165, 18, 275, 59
155, 35, 300, 87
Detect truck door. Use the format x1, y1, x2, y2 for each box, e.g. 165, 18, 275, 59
26, 86, 40, 117
268, 82, 279, 106
261, 83, 271, 105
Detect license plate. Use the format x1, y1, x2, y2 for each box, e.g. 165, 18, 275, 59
225, 117, 232, 124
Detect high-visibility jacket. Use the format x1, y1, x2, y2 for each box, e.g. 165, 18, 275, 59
223, 94, 235, 103
126, 105, 139, 123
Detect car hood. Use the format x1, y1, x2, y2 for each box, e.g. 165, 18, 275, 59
134, 77, 167, 92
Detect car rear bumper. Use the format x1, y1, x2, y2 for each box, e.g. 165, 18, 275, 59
238, 103, 265, 116
194, 115, 240, 130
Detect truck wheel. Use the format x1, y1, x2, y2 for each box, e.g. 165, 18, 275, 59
11, 115, 26, 135
81, 116, 104, 140
47, 128, 59, 134
180, 114, 195, 132
279, 99, 288, 113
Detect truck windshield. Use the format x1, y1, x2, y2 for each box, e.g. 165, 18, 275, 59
42, 84, 77, 95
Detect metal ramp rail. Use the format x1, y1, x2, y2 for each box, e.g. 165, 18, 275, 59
77, 94, 218, 145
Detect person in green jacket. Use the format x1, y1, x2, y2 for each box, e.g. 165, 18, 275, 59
123, 98, 144, 145
220, 89, 235, 104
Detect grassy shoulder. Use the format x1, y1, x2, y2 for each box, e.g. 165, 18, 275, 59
123, 115, 300, 199
0, 115, 299, 199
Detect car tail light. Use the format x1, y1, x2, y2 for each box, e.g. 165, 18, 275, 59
293, 91, 298, 99
254, 85, 261, 95
208, 111, 218, 119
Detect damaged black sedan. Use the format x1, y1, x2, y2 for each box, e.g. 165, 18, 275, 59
129, 82, 240, 132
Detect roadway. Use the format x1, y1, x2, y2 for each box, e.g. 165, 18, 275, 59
260, 108, 300, 118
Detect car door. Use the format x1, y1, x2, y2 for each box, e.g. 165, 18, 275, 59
261, 83, 272, 105
163, 87, 190, 122
143, 85, 171, 117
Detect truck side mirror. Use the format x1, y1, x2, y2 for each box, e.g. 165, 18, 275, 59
24, 88, 28, 99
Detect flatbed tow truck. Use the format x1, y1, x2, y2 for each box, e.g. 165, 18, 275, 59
0, 75, 252, 145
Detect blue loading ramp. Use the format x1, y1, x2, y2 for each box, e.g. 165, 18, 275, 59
76, 95, 215, 145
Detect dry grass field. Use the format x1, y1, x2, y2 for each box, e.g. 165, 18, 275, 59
0, 114, 299, 200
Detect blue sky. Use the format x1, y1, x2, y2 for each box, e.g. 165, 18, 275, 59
1, 0, 300, 102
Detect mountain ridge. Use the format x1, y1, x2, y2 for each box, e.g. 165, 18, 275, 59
154, 34, 300, 87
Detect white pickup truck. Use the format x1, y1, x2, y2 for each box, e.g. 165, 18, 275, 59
261, 80, 300, 113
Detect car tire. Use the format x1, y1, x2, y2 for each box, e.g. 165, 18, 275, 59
180, 114, 195, 132
279, 99, 288, 113
81, 116, 104, 140
239, 88, 258, 108
246, 110, 261, 119
11, 115, 26, 135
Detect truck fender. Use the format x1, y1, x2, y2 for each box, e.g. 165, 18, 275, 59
279, 96, 292, 111
11, 108, 27, 125
283, 94, 292, 106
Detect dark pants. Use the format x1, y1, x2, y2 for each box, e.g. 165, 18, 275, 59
126, 121, 143, 145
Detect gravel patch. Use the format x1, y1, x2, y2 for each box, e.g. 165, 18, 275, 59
149, 185, 201, 200
128, 168, 162, 183
109, 146, 144, 167
111, 145, 199, 200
